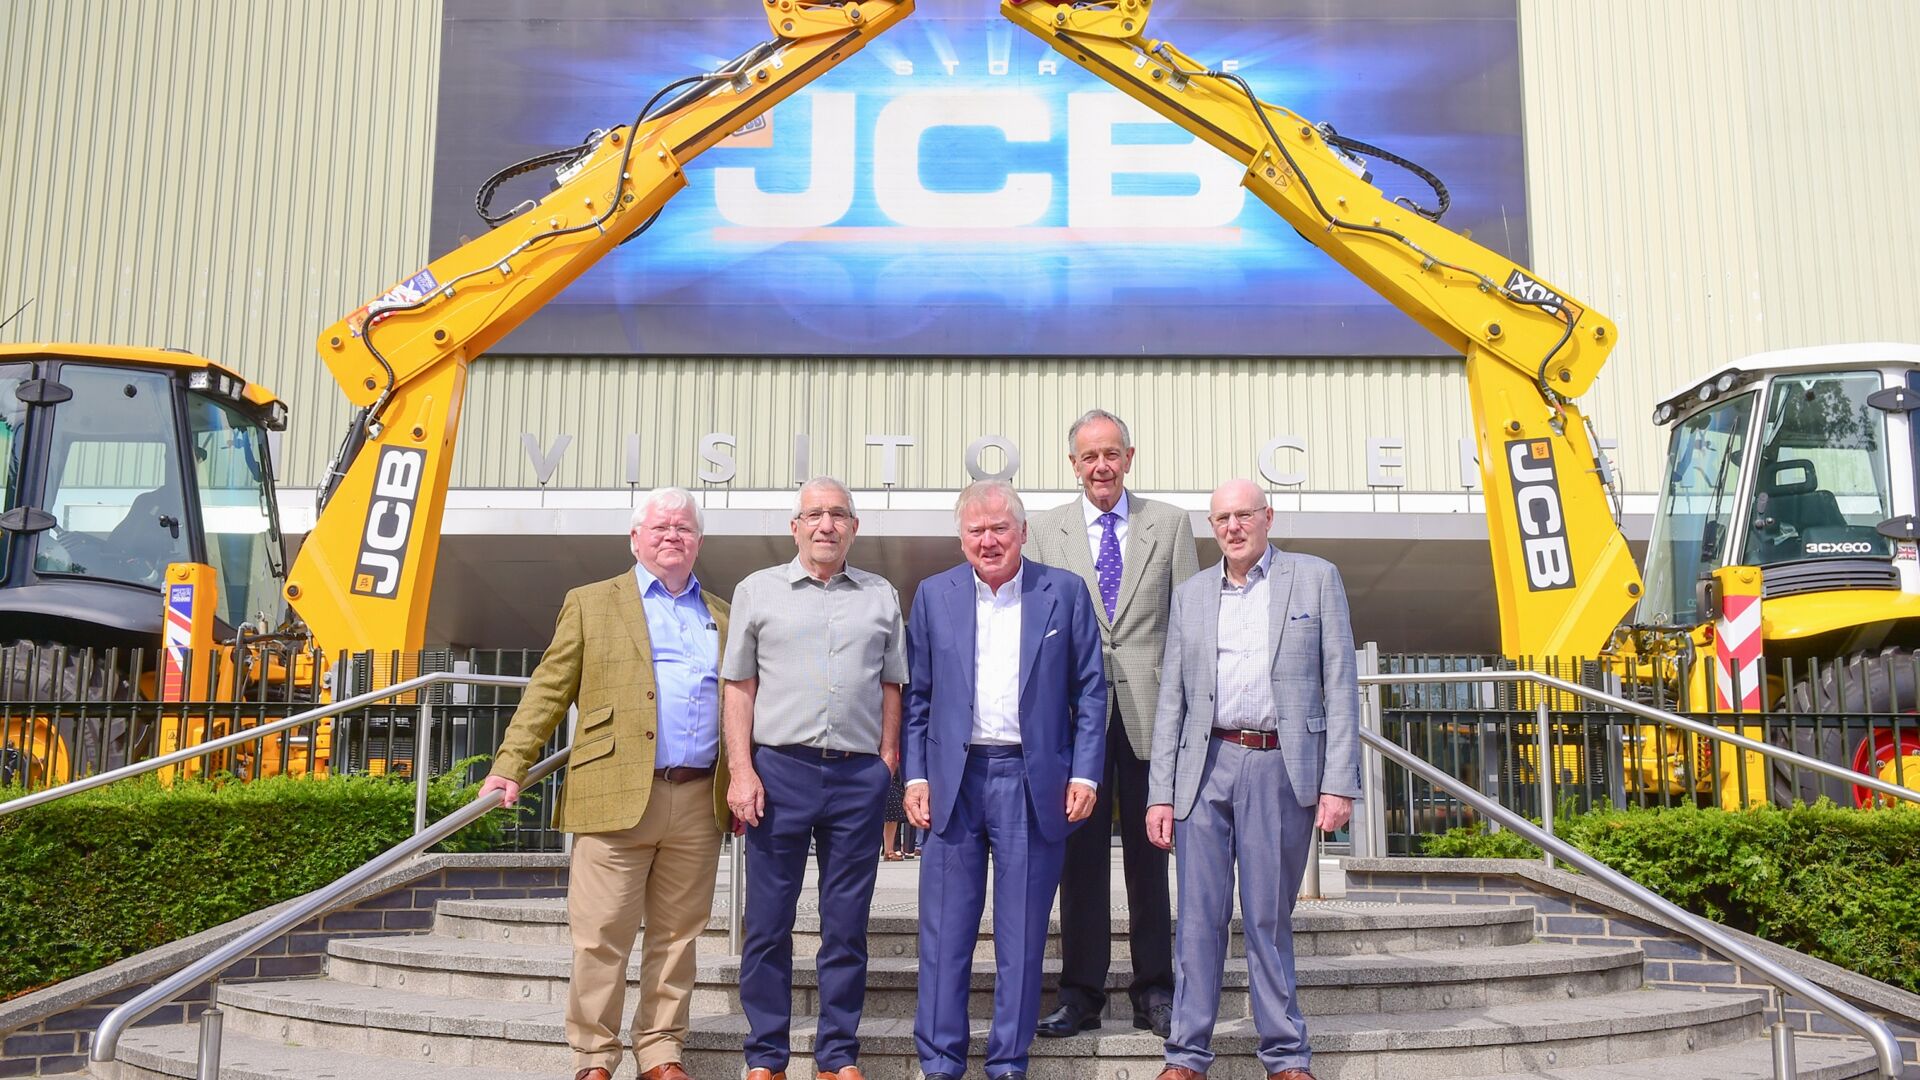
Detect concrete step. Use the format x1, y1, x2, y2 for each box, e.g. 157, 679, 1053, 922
94, 1026, 539, 1080
328, 933, 1644, 1018
1468, 1036, 1880, 1079
431, 897, 1539, 959
89, 1021, 1879, 1080
206, 979, 1774, 1079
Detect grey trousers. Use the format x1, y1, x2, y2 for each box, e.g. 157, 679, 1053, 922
1166, 737, 1317, 1075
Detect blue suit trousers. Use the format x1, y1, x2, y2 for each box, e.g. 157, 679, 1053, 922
915, 746, 1068, 1079
740, 745, 891, 1072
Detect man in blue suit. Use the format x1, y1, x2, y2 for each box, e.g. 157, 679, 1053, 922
903, 480, 1108, 1080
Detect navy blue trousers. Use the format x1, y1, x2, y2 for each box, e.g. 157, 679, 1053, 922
740, 745, 891, 1072
915, 746, 1068, 1079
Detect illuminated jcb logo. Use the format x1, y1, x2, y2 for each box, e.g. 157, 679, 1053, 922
1507, 439, 1575, 592
352, 448, 427, 598
710, 92, 1248, 232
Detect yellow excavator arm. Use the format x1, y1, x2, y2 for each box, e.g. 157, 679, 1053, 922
285, 0, 914, 660
1004, 0, 1641, 658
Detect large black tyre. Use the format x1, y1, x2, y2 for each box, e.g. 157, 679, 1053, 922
0, 640, 141, 784
1774, 646, 1915, 807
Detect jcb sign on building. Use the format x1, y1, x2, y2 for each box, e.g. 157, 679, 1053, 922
434, 0, 1525, 357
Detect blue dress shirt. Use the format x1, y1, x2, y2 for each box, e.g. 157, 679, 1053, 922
633, 563, 721, 768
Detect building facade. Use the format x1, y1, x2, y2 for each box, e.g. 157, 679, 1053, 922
6, 1, 1920, 650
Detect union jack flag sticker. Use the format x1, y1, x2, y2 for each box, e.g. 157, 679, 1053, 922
162, 584, 194, 699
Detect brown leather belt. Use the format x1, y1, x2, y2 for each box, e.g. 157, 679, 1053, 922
653, 766, 714, 784
1212, 728, 1280, 750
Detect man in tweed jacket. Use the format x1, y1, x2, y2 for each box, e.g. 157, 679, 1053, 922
1028, 409, 1196, 1040
1146, 480, 1361, 1080
481, 487, 731, 1080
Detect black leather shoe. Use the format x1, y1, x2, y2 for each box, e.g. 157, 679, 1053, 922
923, 1073, 956, 1080
993, 1073, 1027, 1080
1133, 1002, 1174, 1039
1035, 1003, 1101, 1037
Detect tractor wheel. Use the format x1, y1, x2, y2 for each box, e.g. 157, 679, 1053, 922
1852, 726, 1920, 807
0, 640, 139, 787
1777, 646, 1918, 808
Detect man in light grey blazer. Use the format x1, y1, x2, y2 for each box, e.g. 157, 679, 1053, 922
1146, 479, 1361, 1080
1029, 409, 1198, 1040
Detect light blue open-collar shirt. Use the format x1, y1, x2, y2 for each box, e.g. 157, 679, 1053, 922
1216, 546, 1278, 732
633, 563, 721, 769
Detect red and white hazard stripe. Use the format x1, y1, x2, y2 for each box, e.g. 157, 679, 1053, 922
1714, 593, 1763, 712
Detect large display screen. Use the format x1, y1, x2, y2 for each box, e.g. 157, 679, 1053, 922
431, 0, 1526, 356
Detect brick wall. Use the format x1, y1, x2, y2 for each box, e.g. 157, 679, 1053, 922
1345, 864, 1920, 1068
0, 863, 569, 1077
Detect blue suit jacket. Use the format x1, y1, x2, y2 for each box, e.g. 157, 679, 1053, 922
904, 559, 1108, 844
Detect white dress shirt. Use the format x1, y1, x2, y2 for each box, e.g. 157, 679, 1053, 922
905, 561, 1096, 790
971, 565, 1025, 745
1081, 491, 1131, 567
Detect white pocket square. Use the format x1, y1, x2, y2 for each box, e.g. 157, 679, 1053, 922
1046, 629, 1060, 638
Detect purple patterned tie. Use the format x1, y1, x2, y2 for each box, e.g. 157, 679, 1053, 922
1096, 511, 1122, 620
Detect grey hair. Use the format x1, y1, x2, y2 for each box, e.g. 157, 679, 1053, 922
1066, 408, 1133, 456
793, 476, 857, 519
953, 480, 1027, 532
630, 487, 705, 534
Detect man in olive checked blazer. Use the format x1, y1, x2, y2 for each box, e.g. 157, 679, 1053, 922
481, 487, 731, 1080
1028, 409, 1197, 1040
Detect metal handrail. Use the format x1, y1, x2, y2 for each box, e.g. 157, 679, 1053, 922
0, 671, 534, 816
1360, 668, 1920, 806
1360, 725, 1908, 1078
89, 741, 568, 1068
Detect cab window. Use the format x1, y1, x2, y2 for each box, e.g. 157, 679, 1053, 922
187, 393, 285, 628
33, 366, 189, 588
1742, 372, 1893, 564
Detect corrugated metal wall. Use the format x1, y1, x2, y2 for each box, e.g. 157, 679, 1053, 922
6, 1, 1918, 494
1518, 0, 1920, 485
459, 355, 1472, 491
0, 0, 443, 486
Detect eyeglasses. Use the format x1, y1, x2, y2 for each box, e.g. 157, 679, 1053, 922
1208, 509, 1265, 528
644, 524, 698, 539
796, 508, 854, 525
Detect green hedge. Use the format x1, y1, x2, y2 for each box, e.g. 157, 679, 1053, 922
0, 766, 504, 1001
1421, 803, 1920, 993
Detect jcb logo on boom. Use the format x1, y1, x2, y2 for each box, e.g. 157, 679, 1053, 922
1503, 270, 1566, 319
352, 448, 427, 598
1507, 440, 1575, 592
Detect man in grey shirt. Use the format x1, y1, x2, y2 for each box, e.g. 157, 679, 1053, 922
723, 476, 909, 1080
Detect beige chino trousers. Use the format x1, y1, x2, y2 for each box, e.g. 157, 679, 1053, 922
566, 775, 723, 1075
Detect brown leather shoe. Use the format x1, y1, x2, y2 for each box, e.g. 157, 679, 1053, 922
641, 1064, 694, 1080
574, 1070, 612, 1080
817, 1067, 864, 1080
747, 1070, 787, 1080
1269, 1070, 1317, 1080
1157, 1067, 1205, 1080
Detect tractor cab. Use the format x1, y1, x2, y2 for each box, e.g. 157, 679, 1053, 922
0, 344, 291, 652
1637, 344, 1920, 643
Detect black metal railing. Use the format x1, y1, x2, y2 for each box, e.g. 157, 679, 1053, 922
1376, 651, 1920, 854
10, 642, 1915, 860
0, 646, 567, 851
